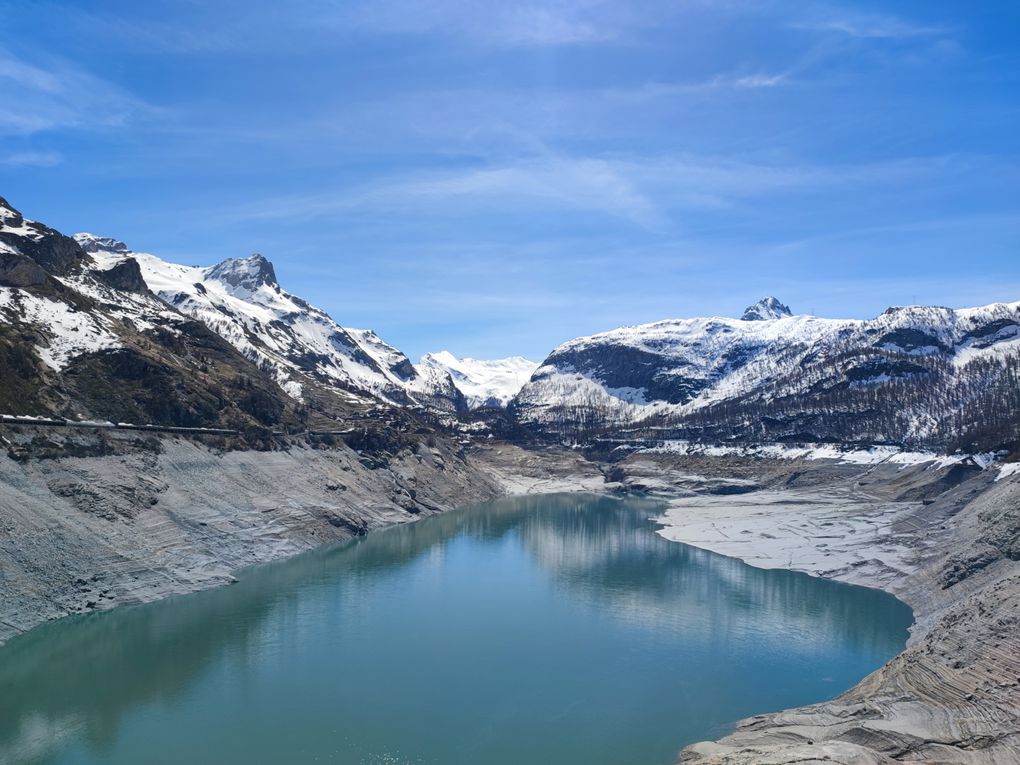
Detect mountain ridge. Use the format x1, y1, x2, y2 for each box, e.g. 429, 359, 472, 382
72, 232, 465, 413
512, 295, 1020, 451
5, 194, 1020, 453
0, 194, 465, 437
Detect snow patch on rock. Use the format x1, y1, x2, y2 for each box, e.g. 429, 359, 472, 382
0, 287, 119, 369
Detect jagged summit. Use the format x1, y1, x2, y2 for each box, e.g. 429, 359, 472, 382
74, 233, 130, 254
1, 198, 88, 277
206, 254, 278, 293
0, 192, 466, 415
741, 296, 792, 321
123, 245, 464, 411
76, 240, 281, 293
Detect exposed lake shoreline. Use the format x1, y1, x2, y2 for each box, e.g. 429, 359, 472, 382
476, 444, 1020, 764
3, 492, 906, 764
1, 430, 1017, 763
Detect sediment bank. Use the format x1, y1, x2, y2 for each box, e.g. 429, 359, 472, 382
1, 433, 1016, 764
613, 451, 1020, 764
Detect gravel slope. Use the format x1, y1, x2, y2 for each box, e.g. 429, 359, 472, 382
0, 428, 500, 645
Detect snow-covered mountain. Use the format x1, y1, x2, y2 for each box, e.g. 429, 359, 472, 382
741, 296, 791, 321
6, 192, 1020, 452
513, 296, 1020, 450
73, 234, 465, 413
1, 196, 305, 429
0, 193, 464, 432
1, 209, 186, 374
418, 351, 538, 409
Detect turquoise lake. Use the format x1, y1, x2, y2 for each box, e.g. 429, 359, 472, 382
0, 493, 913, 764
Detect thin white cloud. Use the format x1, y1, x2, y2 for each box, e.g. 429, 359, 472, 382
37, 1, 621, 53
793, 13, 947, 40
731, 73, 787, 89
214, 152, 954, 231
762, 211, 1020, 257
193, 69, 795, 163
496, 7, 614, 45
602, 72, 791, 101
0, 150, 62, 167
0, 47, 154, 136
394, 157, 659, 224
220, 155, 660, 226
320, 0, 626, 47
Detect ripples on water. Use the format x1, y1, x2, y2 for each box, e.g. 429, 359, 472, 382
0, 493, 912, 765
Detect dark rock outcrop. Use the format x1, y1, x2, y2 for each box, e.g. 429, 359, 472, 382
207, 253, 278, 291
76, 234, 130, 254
0, 249, 48, 288
92, 257, 149, 293
0, 196, 90, 277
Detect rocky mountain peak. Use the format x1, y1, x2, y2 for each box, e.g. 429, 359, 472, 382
741, 296, 792, 321
206, 253, 278, 293
1, 197, 90, 277
73, 233, 130, 254
0, 195, 21, 220
0, 196, 28, 232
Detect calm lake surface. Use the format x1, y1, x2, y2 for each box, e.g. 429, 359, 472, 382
0, 493, 912, 765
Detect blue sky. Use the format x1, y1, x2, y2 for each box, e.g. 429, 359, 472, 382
1, 1, 1018, 360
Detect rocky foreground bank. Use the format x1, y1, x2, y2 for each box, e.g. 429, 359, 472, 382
0, 427, 600, 645
608, 450, 1020, 765
0, 426, 506, 644
1, 430, 1018, 764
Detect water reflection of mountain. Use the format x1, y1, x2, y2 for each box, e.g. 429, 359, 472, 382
506, 495, 912, 655
0, 493, 911, 764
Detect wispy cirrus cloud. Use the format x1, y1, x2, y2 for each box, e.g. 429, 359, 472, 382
0, 47, 154, 136
492, 6, 614, 45
792, 12, 948, 40
212, 151, 957, 232
731, 73, 787, 89
50, 0, 624, 52
611, 71, 792, 99
327, 0, 627, 47
0, 150, 62, 167
193, 67, 795, 161
217, 155, 661, 226
391, 156, 660, 223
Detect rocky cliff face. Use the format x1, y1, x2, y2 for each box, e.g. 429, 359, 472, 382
740, 295, 791, 321
513, 297, 1020, 450
0, 196, 89, 277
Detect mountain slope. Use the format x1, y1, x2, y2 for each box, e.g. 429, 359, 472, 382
418, 351, 538, 409
1, 197, 301, 432
1, 193, 464, 437
513, 296, 1020, 450
73, 235, 465, 414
